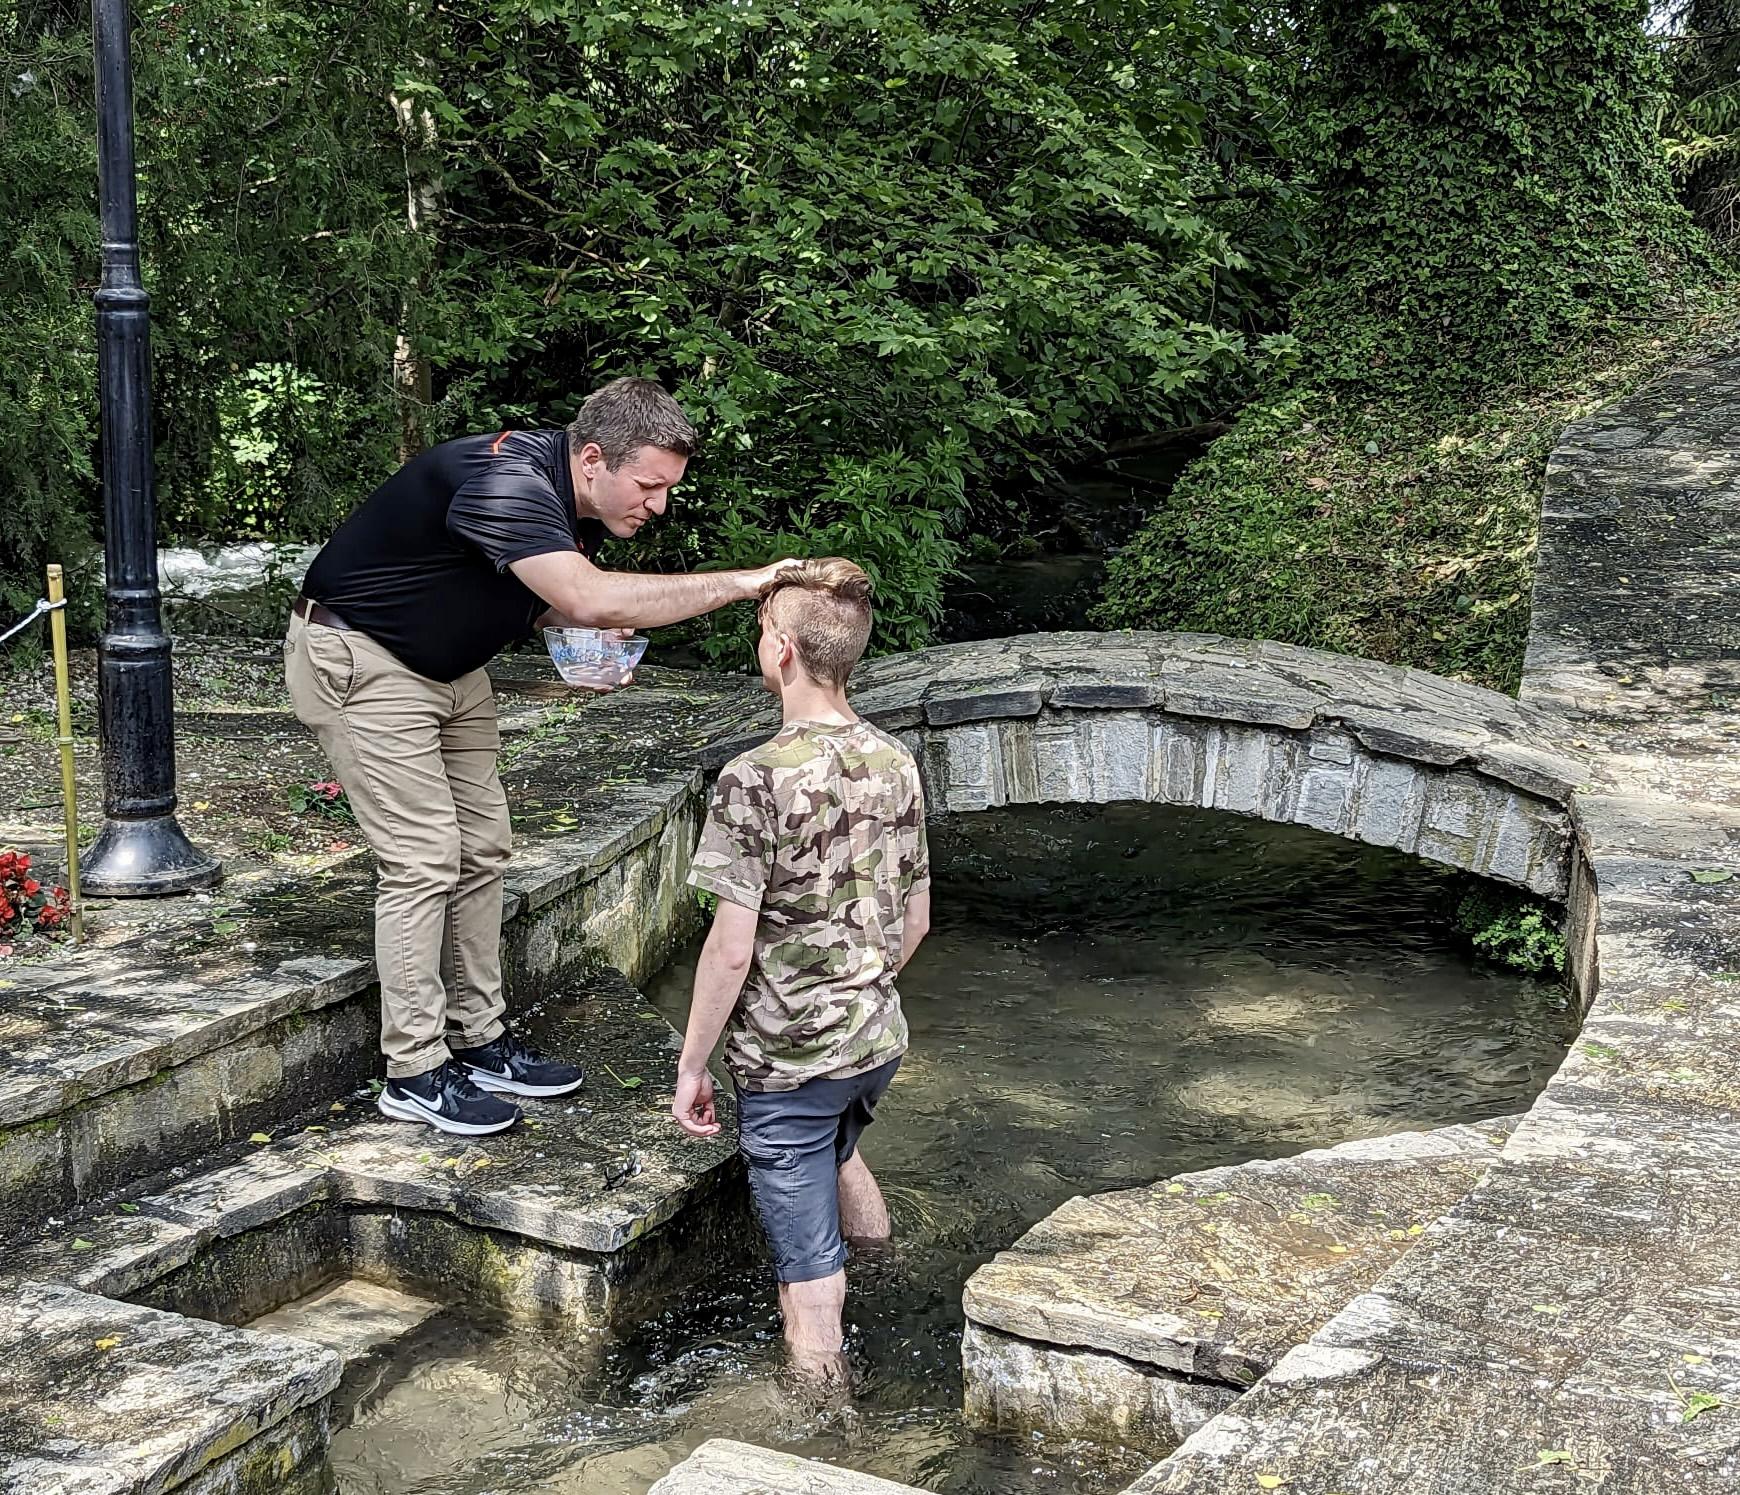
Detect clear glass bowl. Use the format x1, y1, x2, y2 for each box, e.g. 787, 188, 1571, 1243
542, 627, 648, 688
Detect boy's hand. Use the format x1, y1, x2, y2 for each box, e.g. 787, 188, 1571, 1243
672, 1067, 720, 1138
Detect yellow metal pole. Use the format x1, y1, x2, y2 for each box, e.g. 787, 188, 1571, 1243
46, 566, 84, 944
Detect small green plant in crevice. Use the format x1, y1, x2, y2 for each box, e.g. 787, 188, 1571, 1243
1453, 882, 1567, 977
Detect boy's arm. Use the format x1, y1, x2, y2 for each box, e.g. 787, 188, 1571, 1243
672, 900, 760, 1138
897, 887, 931, 974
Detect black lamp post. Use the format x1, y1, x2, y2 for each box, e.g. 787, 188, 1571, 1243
81, 0, 221, 897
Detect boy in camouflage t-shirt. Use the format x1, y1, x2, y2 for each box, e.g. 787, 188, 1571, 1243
671, 558, 930, 1379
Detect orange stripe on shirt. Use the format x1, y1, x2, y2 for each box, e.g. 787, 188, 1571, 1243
489, 429, 512, 455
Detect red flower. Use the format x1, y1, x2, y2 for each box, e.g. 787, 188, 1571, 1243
21, 879, 38, 897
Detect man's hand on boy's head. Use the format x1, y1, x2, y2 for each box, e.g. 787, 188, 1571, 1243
671, 1067, 720, 1138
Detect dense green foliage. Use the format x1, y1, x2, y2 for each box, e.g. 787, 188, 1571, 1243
2, 0, 419, 623
1454, 882, 1567, 978
5, 0, 1734, 674
1099, 0, 1728, 688
1665, 1, 1740, 250
414, 0, 1300, 660
4, 0, 1294, 662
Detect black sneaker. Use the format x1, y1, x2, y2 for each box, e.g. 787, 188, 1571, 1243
452, 1030, 585, 1098
377, 1060, 522, 1135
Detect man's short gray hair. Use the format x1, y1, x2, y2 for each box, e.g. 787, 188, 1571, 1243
567, 376, 698, 470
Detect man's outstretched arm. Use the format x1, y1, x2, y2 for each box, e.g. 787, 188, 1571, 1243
513, 551, 795, 632
671, 898, 760, 1138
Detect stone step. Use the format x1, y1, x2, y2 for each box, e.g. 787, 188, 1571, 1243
0, 760, 706, 1239
962, 1116, 1519, 1456
249, 1278, 441, 1366
648, 1440, 926, 1494
0, 1280, 340, 1494
4, 971, 743, 1330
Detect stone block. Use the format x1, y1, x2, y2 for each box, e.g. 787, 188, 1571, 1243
1161, 659, 1321, 728
1085, 713, 1154, 802
992, 719, 1040, 804
929, 724, 999, 811
1414, 770, 1502, 873
0, 1281, 340, 1495
924, 684, 1045, 726
963, 1321, 1239, 1458
1209, 725, 1284, 817
249, 1278, 441, 1367
1347, 754, 1427, 852
1033, 716, 1089, 803
1148, 719, 1211, 806
1050, 679, 1163, 710
1291, 761, 1356, 836
1480, 790, 1569, 894
649, 1440, 926, 1495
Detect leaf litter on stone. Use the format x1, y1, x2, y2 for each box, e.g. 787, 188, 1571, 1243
1689, 869, 1733, 885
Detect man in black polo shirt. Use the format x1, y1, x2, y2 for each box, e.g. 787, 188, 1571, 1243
286, 377, 793, 1136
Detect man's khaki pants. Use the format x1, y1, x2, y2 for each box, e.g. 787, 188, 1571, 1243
285, 614, 511, 1078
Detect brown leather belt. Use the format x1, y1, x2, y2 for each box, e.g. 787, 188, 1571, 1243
292, 596, 352, 631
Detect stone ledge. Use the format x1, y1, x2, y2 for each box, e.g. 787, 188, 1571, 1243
963, 1118, 1515, 1405
0, 1281, 340, 1495
5, 970, 741, 1316
648, 1440, 925, 1495
0, 779, 705, 1234
964, 1321, 1240, 1458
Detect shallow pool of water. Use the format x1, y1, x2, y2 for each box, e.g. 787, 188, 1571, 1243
328, 802, 1575, 1494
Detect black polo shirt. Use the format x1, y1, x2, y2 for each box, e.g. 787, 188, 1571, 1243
302, 429, 603, 682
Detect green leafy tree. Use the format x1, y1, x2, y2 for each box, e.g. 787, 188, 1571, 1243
2, 0, 420, 618
1664, 0, 1740, 250
420, 0, 1295, 661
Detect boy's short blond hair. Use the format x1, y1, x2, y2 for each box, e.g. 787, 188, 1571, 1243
759, 558, 874, 688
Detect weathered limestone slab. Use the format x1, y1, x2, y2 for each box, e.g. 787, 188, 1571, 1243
648, 1440, 926, 1495
961, 1119, 1515, 1455
249, 1278, 439, 1365
7, 977, 743, 1334
0, 1281, 340, 1494
964, 1322, 1241, 1456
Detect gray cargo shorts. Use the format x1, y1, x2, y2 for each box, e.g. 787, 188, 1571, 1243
735, 1056, 901, 1284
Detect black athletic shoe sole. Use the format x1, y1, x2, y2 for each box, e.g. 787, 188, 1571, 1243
462, 1064, 585, 1099
377, 1088, 520, 1135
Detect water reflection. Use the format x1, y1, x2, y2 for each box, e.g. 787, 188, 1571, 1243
328, 802, 1574, 1494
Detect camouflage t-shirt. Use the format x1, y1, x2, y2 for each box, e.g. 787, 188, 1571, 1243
687, 718, 929, 1092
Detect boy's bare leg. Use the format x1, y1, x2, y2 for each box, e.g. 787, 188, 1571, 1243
838, 1151, 891, 1240
779, 1270, 848, 1381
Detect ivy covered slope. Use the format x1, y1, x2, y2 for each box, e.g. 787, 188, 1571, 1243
1098, 0, 1737, 691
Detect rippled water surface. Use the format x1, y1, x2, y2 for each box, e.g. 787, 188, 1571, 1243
328, 802, 1576, 1494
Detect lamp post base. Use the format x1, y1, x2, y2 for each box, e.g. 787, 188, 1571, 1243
81, 815, 223, 898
